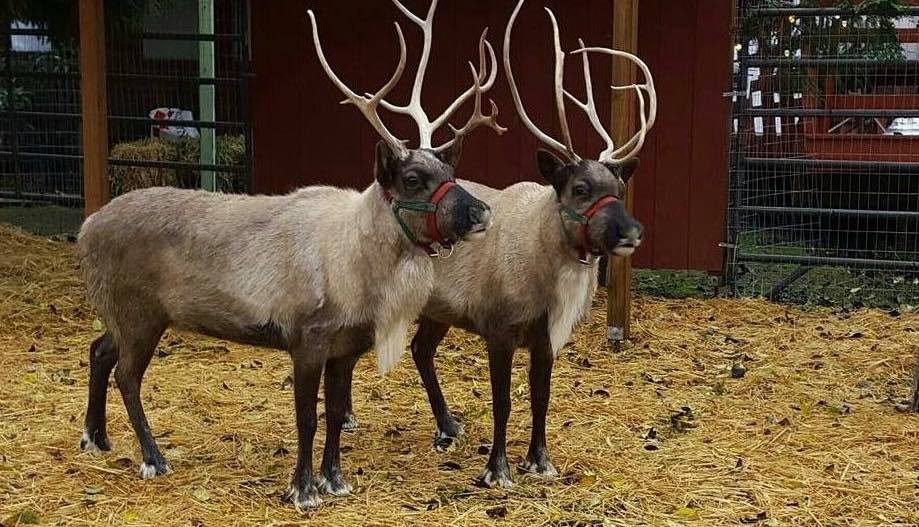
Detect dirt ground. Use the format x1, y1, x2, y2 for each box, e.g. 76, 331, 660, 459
1, 223, 918, 527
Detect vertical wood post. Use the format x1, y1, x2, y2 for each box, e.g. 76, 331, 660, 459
78, 0, 109, 217
607, 0, 640, 344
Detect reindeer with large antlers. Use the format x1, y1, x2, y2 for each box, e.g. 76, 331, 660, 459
342, 0, 657, 488
76, 1, 503, 513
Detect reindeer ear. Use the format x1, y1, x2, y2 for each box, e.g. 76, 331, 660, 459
435, 139, 463, 169
536, 149, 569, 194
604, 158, 640, 185
374, 140, 399, 187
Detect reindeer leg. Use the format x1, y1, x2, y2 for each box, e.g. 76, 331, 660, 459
335, 331, 372, 432
341, 378, 359, 432
113, 322, 169, 479
283, 331, 329, 511
411, 317, 460, 450
81, 332, 117, 452
477, 333, 515, 488
317, 354, 359, 496
521, 318, 557, 478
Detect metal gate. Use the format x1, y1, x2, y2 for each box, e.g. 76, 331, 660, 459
725, 0, 919, 309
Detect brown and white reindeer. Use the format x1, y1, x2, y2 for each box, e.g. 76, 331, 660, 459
76, 2, 503, 511
344, 0, 657, 488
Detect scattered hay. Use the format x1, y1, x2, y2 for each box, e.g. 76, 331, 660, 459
1, 223, 918, 526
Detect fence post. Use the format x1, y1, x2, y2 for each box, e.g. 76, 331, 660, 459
607, 0, 639, 345
78, 0, 110, 217
199, 0, 217, 191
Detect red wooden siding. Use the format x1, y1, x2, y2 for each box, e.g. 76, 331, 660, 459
630, 0, 732, 271
251, 0, 731, 271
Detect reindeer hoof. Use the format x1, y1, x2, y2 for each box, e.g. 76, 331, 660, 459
80, 430, 112, 453
476, 462, 514, 488
341, 412, 359, 432
284, 482, 322, 511
316, 472, 353, 497
433, 422, 464, 452
138, 461, 172, 480
519, 457, 558, 478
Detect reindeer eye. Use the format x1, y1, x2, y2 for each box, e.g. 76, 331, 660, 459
573, 184, 589, 197
404, 174, 422, 190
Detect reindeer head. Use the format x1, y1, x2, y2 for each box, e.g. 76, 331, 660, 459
308, 1, 505, 256
505, 0, 657, 263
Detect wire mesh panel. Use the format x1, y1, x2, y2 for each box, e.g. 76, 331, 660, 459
106, 0, 251, 198
0, 0, 251, 237
0, 12, 83, 236
726, 0, 919, 309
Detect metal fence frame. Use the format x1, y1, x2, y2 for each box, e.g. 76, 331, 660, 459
725, 1, 919, 304
0, 0, 254, 235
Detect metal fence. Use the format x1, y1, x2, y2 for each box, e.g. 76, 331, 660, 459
1, 12, 83, 235
0, 0, 252, 237
725, 0, 919, 310
107, 0, 252, 199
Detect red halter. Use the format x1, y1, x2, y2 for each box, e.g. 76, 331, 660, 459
563, 195, 618, 264
384, 180, 457, 256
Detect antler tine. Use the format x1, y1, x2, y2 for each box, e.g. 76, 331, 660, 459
563, 38, 617, 162
545, 7, 578, 160
612, 85, 649, 162
504, 0, 578, 163
434, 61, 508, 152
380, 0, 437, 147
380, 1, 502, 151
570, 46, 657, 163
308, 10, 409, 158
429, 28, 499, 134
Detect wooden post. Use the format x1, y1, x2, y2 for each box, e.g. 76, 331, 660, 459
78, 0, 109, 217
607, 0, 640, 344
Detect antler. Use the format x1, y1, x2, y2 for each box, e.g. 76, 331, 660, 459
504, 0, 657, 164
307, 10, 409, 158
504, 0, 577, 162
380, 1, 505, 151
447, 61, 507, 147
569, 45, 657, 163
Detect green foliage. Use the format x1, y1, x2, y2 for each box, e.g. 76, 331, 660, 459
742, 0, 907, 94
0, 41, 76, 112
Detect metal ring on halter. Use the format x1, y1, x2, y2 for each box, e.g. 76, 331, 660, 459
434, 243, 456, 259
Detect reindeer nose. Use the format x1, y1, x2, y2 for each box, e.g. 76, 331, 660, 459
624, 224, 643, 244
469, 205, 492, 232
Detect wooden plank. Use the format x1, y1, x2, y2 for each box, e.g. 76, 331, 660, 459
631, 0, 662, 269
78, 0, 110, 217
651, 0, 696, 269
688, 0, 732, 272
607, 0, 639, 343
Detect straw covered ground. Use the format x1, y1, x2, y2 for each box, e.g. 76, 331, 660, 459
1, 223, 918, 527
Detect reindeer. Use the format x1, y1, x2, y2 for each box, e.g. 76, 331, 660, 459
343, 0, 657, 488
76, 2, 503, 511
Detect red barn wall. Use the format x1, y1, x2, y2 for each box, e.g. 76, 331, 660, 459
251, 0, 732, 272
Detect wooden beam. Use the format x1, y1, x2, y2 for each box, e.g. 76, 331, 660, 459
607, 0, 640, 343
78, 0, 110, 217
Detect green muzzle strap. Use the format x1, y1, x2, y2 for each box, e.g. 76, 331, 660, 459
390, 200, 437, 246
